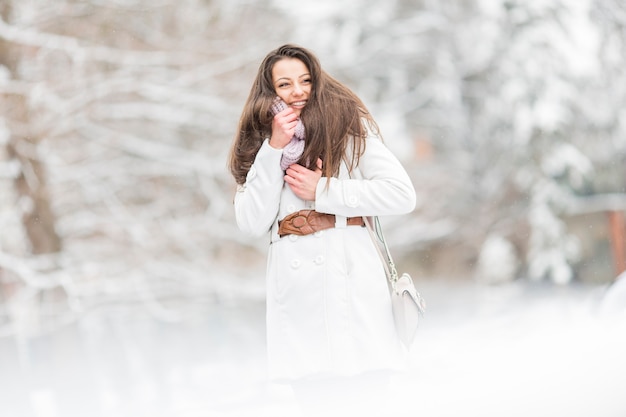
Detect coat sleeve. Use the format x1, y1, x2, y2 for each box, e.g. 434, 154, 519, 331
234, 139, 285, 236
314, 134, 416, 217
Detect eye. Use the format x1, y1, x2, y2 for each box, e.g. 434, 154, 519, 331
302, 78, 311, 84
277, 82, 290, 88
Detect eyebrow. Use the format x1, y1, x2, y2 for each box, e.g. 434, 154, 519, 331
274, 73, 311, 83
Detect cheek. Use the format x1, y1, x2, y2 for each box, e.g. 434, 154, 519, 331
276, 91, 290, 102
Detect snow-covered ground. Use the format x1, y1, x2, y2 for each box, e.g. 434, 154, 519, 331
1, 278, 625, 417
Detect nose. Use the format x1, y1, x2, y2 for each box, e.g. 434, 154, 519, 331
293, 83, 303, 96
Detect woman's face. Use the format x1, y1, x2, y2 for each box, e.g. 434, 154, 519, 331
271, 58, 311, 117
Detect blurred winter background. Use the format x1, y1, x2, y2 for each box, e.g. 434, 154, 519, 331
1, 0, 626, 416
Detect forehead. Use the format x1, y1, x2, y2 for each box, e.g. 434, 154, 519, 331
271, 58, 309, 80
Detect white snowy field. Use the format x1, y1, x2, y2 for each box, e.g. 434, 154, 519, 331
1, 278, 625, 417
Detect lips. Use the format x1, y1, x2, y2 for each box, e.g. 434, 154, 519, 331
290, 100, 307, 108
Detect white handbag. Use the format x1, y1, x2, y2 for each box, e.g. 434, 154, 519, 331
365, 216, 426, 348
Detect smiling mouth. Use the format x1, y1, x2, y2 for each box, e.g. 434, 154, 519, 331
291, 101, 307, 107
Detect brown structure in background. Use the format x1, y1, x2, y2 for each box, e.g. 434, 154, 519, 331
608, 211, 626, 277
1, 4, 62, 255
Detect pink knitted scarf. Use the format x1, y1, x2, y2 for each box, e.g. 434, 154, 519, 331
270, 96, 305, 170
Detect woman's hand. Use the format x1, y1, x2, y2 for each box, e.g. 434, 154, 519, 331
269, 107, 298, 149
285, 158, 323, 201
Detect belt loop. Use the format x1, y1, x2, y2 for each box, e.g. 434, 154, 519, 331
335, 215, 347, 229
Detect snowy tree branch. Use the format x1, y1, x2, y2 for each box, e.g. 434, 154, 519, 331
0, 16, 194, 66
565, 194, 626, 215
76, 119, 223, 177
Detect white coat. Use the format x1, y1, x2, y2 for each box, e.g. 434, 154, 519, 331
234, 131, 416, 382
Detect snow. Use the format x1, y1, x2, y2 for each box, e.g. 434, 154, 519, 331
542, 143, 593, 189
1, 278, 624, 417
1, 1, 626, 414
476, 234, 519, 284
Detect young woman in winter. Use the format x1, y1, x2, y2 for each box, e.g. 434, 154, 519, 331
228, 44, 416, 416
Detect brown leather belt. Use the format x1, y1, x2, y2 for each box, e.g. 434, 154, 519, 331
278, 209, 365, 237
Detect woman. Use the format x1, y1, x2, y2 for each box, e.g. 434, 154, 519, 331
228, 44, 416, 415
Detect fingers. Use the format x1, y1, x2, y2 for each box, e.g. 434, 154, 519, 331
284, 174, 317, 201
270, 108, 298, 149
274, 109, 298, 132
284, 161, 323, 201
275, 107, 297, 123
287, 159, 322, 175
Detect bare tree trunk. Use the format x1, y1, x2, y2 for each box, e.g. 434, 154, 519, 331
0, 4, 61, 255
5, 135, 62, 255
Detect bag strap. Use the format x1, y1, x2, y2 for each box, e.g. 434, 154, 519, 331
344, 159, 399, 288
364, 216, 427, 314
364, 216, 399, 289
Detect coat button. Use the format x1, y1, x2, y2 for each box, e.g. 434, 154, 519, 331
314, 255, 325, 265
289, 234, 299, 242
287, 204, 296, 212
347, 195, 359, 207
290, 259, 301, 269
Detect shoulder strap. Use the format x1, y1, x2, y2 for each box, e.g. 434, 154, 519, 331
343, 159, 399, 287
364, 216, 399, 288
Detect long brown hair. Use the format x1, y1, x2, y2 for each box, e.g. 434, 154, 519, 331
228, 44, 380, 185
